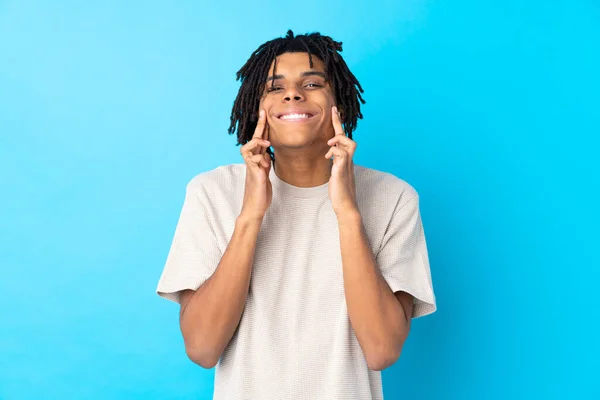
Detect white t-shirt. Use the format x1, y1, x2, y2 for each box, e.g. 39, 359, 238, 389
156, 161, 436, 400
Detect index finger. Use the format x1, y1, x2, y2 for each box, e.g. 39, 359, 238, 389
264, 120, 269, 143
253, 110, 267, 139
332, 106, 344, 136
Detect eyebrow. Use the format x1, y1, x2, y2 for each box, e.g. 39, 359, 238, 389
266, 71, 328, 82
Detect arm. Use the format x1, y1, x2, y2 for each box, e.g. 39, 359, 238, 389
179, 215, 262, 369
337, 210, 414, 371
177, 111, 272, 369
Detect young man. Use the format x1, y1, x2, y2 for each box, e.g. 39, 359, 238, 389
156, 30, 436, 399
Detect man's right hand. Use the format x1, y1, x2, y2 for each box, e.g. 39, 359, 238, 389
239, 109, 273, 222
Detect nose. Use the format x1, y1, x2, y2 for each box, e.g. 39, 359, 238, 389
282, 86, 305, 103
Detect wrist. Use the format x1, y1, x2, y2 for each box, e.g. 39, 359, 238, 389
236, 214, 264, 228
335, 207, 362, 225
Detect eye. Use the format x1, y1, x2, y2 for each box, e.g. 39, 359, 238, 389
267, 86, 283, 93
305, 83, 322, 89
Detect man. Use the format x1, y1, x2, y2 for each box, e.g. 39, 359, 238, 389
156, 30, 436, 399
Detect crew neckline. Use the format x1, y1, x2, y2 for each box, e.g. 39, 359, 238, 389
269, 160, 330, 198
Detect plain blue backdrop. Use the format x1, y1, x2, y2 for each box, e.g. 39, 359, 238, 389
1, 1, 598, 399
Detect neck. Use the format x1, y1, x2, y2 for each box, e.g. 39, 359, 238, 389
272, 149, 333, 188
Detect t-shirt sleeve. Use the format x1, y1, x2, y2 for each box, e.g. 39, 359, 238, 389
376, 194, 436, 318
156, 179, 222, 305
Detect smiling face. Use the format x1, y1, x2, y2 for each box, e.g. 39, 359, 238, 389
259, 52, 337, 152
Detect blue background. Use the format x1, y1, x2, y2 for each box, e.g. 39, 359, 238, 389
1, 1, 598, 399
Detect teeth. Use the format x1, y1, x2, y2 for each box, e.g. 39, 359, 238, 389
280, 113, 311, 120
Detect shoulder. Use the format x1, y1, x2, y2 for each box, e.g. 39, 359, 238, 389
354, 164, 419, 206
185, 163, 246, 193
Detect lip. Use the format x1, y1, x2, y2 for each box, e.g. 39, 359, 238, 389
274, 109, 318, 121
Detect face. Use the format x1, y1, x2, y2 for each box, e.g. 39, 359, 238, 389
258, 52, 337, 151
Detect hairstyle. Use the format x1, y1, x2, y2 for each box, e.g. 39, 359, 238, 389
228, 29, 366, 161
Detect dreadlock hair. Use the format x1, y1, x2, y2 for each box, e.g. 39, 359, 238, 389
228, 29, 366, 161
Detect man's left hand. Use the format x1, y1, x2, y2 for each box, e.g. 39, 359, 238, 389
325, 106, 359, 217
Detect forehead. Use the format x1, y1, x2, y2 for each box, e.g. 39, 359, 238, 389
267, 52, 326, 76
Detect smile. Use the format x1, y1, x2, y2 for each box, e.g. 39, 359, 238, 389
277, 113, 316, 122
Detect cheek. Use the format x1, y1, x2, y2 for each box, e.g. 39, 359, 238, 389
259, 91, 268, 107
320, 94, 336, 111
259, 97, 274, 115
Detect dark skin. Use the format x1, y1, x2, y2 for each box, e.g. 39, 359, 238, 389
178, 51, 414, 371
258, 52, 337, 188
